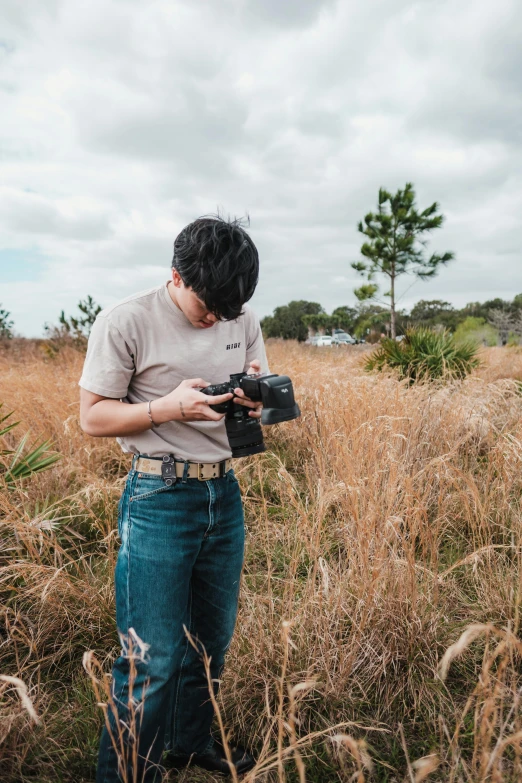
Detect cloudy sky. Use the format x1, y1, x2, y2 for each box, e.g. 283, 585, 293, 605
1, 0, 521, 336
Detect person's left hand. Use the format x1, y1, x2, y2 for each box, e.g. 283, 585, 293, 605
233, 359, 263, 419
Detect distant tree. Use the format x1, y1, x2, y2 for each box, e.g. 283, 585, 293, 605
63, 295, 102, 339
352, 183, 454, 338
485, 297, 522, 344
461, 298, 513, 322
302, 314, 321, 335
0, 305, 14, 340
261, 301, 324, 342
409, 299, 458, 331
352, 303, 391, 341
488, 308, 515, 346
314, 313, 333, 335
44, 295, 102, 350
410, 299, 452, 322
303, 308, 359, 337
511, 310, 522, 341
455, 317, 497, 347
330, 306, 358, 333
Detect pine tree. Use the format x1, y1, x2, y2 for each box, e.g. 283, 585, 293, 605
352, 183, 454, 338
59, 295, 102, 340
0, 305, 14, 340
44, 296, 102, 351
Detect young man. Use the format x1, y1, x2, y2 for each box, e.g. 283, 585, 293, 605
79, 216, 268, 783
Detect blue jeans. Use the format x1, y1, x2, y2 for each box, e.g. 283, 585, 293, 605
96, 463, 245, 783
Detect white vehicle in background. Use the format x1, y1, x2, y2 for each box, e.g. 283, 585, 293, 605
314, 335, 333, 347
331, 331, 356, 345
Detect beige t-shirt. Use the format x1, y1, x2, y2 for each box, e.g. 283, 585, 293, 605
79, 281, 269, 461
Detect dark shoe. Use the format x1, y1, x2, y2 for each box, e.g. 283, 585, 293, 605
165, 739, 255, 776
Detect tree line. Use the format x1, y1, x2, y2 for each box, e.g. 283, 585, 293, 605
261, 295, 522, 345
1, 292, 520, 350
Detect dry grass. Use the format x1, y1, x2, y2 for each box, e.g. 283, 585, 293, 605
1, 339, 522, 781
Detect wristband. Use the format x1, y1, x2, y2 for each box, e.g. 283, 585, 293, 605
147, 400, 156, 427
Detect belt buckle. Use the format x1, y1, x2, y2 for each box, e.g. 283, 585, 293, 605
197, 463, 206, 481
161, 454, 176, 486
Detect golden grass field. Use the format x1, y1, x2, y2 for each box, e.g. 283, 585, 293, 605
1, 340, 522, 782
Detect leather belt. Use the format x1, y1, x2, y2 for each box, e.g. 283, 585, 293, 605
134, 456, 232, 481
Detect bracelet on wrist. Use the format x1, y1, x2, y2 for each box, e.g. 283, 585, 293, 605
147, 400, 157, 428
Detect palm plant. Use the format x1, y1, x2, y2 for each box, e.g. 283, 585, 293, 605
365, 327, 480, 382
0, 405, 60, 484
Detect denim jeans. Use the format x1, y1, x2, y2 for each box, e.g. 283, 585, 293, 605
96, 462, 245, 783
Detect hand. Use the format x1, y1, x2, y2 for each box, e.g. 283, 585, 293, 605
153, 379, 233, 423
246, 359, 262, 376
234, 359, 263, 419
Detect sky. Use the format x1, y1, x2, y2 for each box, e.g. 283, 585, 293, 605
1, 0, 521, 337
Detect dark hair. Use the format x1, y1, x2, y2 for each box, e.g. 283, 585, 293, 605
171, 215, 259, 321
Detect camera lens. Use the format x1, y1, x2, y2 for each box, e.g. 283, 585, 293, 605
225, 417, 265, 457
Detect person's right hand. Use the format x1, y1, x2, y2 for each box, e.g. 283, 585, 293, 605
152, 379, 233, 423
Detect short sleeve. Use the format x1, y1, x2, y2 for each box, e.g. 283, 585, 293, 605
79, 315, 136, 398
243, 308, 269, 374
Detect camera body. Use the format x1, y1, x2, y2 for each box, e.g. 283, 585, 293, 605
201, 372, 300, 457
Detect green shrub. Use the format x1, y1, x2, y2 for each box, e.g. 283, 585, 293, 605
365, 327, 480, 382
454, 316, 497, 347
0, 405, 60, 484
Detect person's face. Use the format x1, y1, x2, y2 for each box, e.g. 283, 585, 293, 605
169, 269, 219, 329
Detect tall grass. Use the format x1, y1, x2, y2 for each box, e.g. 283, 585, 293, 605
1, 340, 522, 780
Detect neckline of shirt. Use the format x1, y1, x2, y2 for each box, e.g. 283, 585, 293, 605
160, 280, 247, 331
160, 280, 193, 327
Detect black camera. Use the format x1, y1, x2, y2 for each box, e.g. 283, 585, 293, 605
201, 372, 300, 458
